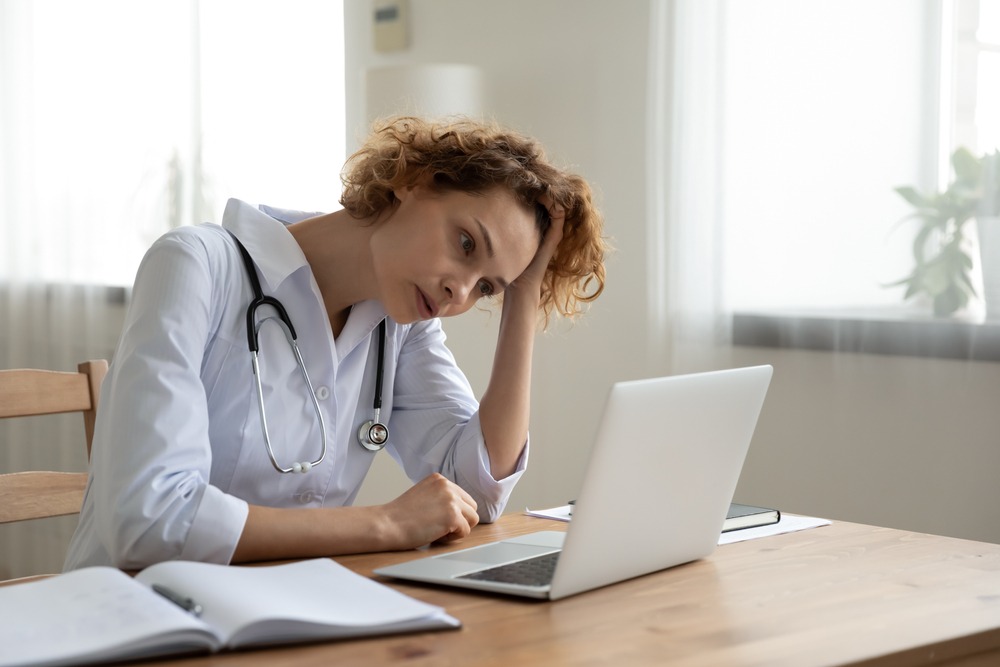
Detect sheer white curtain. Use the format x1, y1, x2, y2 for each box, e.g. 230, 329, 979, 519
1, 0, 345, 578
650, 0, 1000, 545
648, 0, 730, 373
0, 0, 192, 580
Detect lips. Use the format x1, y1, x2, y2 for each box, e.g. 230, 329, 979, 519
416, 287, 438, 319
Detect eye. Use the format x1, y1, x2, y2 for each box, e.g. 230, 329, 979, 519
477, 280, 495, 297
459, 232, 475, 254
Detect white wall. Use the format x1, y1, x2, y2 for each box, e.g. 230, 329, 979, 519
685, 345, 1000, 544
346, 0, 1000, 545
347, 0, 659, 512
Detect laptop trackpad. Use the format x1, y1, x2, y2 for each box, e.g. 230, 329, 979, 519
437, 542, 556, 566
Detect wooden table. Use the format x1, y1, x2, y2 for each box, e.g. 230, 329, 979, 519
121, 514, 1000, 666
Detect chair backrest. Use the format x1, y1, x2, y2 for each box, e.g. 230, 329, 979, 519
0, 360, 108, 524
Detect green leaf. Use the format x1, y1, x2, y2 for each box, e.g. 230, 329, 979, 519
883, 275, 912, 288
959, 270, 976, 294
923, 263, 950, 295
895, 186, 931, 209
886, 146, 994, 315
933, 285, 963, 317
912, 223, 939, 262
952, 147, 982, 184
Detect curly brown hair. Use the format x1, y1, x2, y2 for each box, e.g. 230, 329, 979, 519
340, 116, 608, 324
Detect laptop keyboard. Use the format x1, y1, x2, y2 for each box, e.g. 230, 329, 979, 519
458, 551, 560, 587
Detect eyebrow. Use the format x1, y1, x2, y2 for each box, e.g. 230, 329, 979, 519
475, 218, 495, 258
474, 218, 509, 291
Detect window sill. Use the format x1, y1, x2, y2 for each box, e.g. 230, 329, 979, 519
731, 308, 1000, 362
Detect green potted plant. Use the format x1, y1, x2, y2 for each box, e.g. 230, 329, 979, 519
889, 147, 1000, 317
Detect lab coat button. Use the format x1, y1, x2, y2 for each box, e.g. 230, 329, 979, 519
315, 386, 330, 400
295, 491, 318, 504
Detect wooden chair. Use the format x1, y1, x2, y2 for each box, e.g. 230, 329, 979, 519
0, 360, 108, 524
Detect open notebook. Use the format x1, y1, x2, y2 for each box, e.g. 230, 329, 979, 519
0, 558, 458, 667
376, 365, 773, 600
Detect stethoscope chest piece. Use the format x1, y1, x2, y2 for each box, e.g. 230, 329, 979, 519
358, 418, 389, 451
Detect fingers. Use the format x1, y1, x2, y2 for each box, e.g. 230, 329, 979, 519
384, 473, 480, 549
451, 487, 481, 539
537, 193, 563, 218
538, 194, 566, 230
436, 499, 480, 544
449, 476, 481, 535
536, 194, 566, 258
427, 474, 479, 542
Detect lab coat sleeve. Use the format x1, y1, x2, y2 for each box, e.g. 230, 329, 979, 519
386, 320, 528, 522
85, 229, 248, 569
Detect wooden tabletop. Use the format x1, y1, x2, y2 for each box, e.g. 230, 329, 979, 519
83, 514, 1000, 666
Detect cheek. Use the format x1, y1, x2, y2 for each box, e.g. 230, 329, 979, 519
442, 296, 478, 318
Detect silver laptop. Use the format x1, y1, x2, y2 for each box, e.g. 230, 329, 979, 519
375, 365, 773, 600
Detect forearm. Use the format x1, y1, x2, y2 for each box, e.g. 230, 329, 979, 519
232, 473, 480, 563
232, 504, 393, 563
478, 197, 566, 479
478, 285, 539, 479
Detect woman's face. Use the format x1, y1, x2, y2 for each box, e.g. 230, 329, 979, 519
371, 186, 539, 322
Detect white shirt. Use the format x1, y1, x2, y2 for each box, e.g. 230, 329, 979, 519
64, 199, 527, 570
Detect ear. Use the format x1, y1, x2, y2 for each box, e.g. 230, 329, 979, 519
393, 185, 416, 203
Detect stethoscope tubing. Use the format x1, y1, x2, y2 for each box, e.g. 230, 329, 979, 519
232, 233, 328, 473
250, 318, 329, 473
230, 230, 388, 472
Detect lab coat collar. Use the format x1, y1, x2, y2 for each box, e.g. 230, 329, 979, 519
338, 299, 390, 354
221, 198, 391, 350
221, 198, 308, 293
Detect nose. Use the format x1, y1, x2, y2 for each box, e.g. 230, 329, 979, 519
443, 271, 477, 306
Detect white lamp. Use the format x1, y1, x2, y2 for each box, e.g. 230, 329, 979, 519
364, 64, 484, 123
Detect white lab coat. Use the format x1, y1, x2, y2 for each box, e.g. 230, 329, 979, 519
64, 199, 527, 570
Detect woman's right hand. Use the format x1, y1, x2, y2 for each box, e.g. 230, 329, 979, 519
379, 473, 480, 549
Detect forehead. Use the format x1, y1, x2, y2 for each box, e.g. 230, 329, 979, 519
447, 187, 539, 270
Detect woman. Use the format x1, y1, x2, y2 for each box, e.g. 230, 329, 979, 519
65, 116, 607, 570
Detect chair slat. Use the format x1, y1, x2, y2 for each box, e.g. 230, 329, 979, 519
0, 471, 88, 523
0, 369, 92, 418
0, 360, 107, 580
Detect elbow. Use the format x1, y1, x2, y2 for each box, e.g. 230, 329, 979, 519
97, 476, 207, 569
475, 496, 508, 524
100, 508, 185, 570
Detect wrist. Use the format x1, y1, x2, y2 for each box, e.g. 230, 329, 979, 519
505, 276, 542, 302
501, 282, 543, 322
368, 503, 403, 550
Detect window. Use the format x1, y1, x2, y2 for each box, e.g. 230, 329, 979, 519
714, 1, 997, 316
1, 0, 346, 287
950, 0, 1000, 157
658, 1, 1000, 359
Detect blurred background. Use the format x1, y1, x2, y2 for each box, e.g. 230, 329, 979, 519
2, 0, 998, 579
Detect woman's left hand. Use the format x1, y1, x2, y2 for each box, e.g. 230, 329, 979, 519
506, 195, 565, 298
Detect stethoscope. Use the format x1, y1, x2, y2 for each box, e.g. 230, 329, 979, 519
357, 319, 390, 452
232, 234, 390, 474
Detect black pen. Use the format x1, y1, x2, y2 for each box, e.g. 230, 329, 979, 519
152, 584, 203, 617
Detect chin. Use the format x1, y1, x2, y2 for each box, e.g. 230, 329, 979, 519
385, 305, 421, 325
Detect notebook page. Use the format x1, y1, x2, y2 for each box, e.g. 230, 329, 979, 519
136, 558, 459, 648
0, 567, 217, 667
